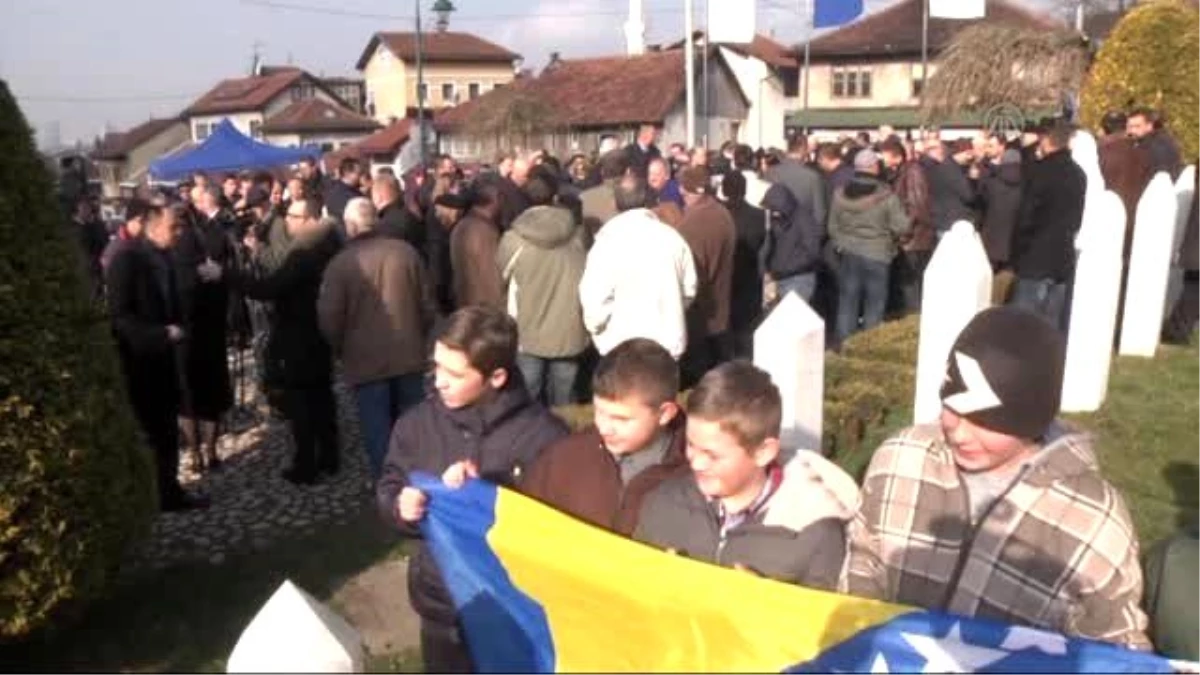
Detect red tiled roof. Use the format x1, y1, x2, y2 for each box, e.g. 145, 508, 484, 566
665, 32, 799, 68
355, 31, 520, 70
92, 118, 184, 160
260, 98, 380, 134
185, 68, 306, 116
436, 50, 688, 132
355, 119, 413, 154
807, 0, 1058, 59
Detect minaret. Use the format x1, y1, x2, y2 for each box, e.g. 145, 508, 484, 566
624, 0, 646, 55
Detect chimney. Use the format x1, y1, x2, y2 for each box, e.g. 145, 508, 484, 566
624, 0, 646, 56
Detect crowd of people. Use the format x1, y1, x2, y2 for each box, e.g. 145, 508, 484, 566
70, 105, 1196, 669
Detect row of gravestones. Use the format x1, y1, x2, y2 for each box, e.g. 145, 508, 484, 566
221, 138, 1194, 675
754, 133, 1195, 452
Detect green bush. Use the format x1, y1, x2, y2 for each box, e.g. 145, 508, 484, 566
823, 316, 918, 464
0, 81, 155, 640
1080, 0, 1200, 161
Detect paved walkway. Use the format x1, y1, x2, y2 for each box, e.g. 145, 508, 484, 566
122, 373, 376, 573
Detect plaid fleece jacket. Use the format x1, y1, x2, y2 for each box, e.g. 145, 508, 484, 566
842, 423, 1151, 650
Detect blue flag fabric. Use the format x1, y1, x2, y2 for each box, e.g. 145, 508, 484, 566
814, 0, 864, 28
413, 473, 1182, 673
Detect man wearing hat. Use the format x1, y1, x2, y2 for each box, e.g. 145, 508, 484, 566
843, 307, 1151, 649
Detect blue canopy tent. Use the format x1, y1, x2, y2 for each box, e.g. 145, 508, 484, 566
149, 119, 319, 180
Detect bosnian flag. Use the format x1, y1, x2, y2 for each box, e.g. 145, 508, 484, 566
930, 0, 986, 19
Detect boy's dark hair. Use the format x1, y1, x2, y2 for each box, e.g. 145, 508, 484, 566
721, 170, 747, 203
592, 338, 679, 407
339, 157, 363, 176
732, 144, 755, 171
292, 193, 325, 220
599, 150, 630, 180
1101, 111, 1127, 136
435, 306, 519, 376
686, 361, 781, 450
1043, 121, 1074, 150
125, 198, 153, 223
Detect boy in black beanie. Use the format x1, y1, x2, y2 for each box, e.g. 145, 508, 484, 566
843, 306, 1151, 650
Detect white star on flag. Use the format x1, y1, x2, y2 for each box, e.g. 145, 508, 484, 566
870, 652, 891, 673
902, 622, 1008, 673
999, 625, 1069, 655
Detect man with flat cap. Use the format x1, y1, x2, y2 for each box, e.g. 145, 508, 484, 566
842, 306, 1151, 650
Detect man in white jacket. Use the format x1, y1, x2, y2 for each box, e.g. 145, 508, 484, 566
579, 175, 698, 360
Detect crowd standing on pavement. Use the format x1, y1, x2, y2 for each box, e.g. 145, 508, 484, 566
72, 107, 1197, 671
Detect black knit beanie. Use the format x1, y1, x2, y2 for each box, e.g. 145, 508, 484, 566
939, 307, 1066, 439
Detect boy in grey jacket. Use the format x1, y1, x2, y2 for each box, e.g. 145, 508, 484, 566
634, 361, 858, 590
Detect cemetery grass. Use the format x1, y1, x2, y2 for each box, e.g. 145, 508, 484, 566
6, 506, 419, 673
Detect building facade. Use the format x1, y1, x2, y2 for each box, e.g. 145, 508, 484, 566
356, 31, 521, 123
91, 118, 190, 197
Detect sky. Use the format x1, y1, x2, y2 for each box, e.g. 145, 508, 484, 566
0, 0, 1065, 147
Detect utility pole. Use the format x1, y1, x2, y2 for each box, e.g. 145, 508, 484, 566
415, 0, 427, 170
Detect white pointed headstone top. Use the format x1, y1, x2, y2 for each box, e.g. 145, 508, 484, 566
1062, 190, 1127, 412
227, 580, 365, 673
913, 221, 992, 424
754, 291, 824, 457
1119, 172, 1180, 357
1071, 130, 1106, 253
1165, 165, 1196, 312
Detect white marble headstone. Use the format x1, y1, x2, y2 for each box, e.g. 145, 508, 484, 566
1062, 190, 1127, 412
1119, 172, 1180, 357
227, 580, 365, 673
1071, 130, 1106, 253
1166, 165, 1197, 311
913, 221, 993, 424
754, 291, 824, 456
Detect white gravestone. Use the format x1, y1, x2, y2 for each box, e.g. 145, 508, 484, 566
1119, 173, 1180, 357
754, 291, 824, 456
1166, 165, 1197, 311
914, 221, 993, 424
1062, 190, 1128, 412
227, 580, 365, 673
1071, 131, 1106, 253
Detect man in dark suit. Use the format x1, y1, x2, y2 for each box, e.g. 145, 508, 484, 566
624, 123, 663, 178
106, 205, 207, 511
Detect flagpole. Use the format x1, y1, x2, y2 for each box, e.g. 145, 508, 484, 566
685, 0, 696, 147
702, 0, 710, 148
802, 0, 811, 136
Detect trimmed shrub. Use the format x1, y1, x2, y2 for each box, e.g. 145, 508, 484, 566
1080, 0, 1200, 161
0, 80, 155, 639
823, 316, 919, 464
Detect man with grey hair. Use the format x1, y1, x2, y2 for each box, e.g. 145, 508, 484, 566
579, 175, 697, 359
319, 196, 438, 478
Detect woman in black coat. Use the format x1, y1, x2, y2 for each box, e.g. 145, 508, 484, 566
174, 199, 236, 471
230, 207, 342, 484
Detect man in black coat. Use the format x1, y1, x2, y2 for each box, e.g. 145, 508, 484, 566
324, 157, 365, 239
377, 306, 568, 674
106, 205, 206, 511
1010, 123, 1086, 331
624, 123, 663, 178
372, 173, 424, 252
1128, 107, 1183, 180
920, 140, 976, 239
232, 195, 342, 485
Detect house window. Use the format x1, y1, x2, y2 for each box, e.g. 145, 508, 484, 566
832, 67, 873, 99
468, 82, 481, 100
249, 120, 262, 139
441, 82, 456, 104
290, 82, 316, 102
417, 82, 429, 103
911, 76, 925, 98
195, 122, 210, 141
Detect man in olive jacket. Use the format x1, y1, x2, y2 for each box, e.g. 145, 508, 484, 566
496, 173, 589, 406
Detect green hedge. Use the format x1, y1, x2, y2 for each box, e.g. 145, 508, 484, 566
552, 316, 921, 478
0, 81, 155, 640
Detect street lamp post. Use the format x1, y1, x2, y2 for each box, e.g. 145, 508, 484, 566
416, 0, 456, 170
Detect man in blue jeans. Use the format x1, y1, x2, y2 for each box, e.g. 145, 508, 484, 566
1010, 121, 1086, 332
828, 149, 912, 344
318, 197, 438, 478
